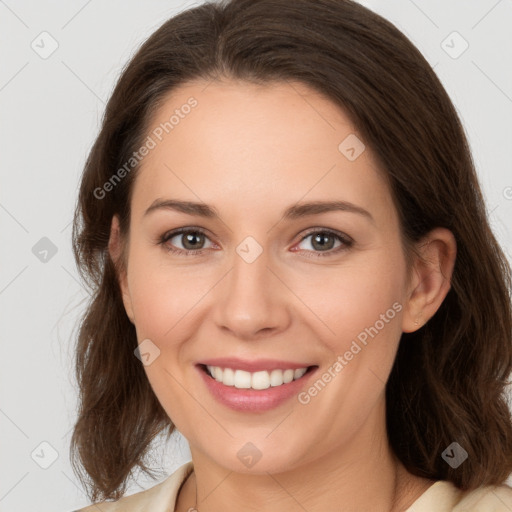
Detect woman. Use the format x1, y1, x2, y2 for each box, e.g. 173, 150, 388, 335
70, 0, 512, 510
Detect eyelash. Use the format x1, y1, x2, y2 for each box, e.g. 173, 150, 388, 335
158, 227, 353, 258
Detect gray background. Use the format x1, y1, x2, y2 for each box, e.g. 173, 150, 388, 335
0, 1, 511, 510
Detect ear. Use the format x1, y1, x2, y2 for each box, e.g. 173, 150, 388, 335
401, 227, 457, 333
108, 215, 135, 324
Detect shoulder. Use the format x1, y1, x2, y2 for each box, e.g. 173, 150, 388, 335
407, 479, 512, 511
453, 482, 512, 511
73, 461, 194, 512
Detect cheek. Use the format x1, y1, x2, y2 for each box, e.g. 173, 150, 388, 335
303, 250, 405, 362
126, 242, 213, 340
125, 246, 207, 422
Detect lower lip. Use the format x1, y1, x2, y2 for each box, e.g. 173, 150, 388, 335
197, 365, 317, 412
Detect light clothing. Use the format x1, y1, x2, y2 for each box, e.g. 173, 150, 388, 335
74, 461, 512, 511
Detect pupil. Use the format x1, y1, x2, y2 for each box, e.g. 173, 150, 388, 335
313, 233, 334, 250
184, 232, 203, 250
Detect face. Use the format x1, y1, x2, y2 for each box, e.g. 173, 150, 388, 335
113, 79, 417, 474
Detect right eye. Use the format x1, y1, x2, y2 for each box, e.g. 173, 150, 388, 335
159, 228, 215, 256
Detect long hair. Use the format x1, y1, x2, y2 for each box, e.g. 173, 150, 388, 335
71, 0, 512, 501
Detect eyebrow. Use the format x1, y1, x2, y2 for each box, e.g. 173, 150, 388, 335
144, 198, 374, 223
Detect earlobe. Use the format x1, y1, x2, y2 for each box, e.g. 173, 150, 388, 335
402, 227, 457, 333
108, 215, 135, 324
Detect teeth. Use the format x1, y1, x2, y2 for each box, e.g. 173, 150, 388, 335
205, 365, 309, 389
251, 370, 270, 390
283, 369, 294, 384
234, 369, 251, 389
222, 367, 235, 386
294, 368, 307, 379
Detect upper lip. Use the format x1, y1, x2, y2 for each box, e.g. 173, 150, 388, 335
197, 357, 316, 373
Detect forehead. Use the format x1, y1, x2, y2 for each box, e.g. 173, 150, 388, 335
132, 79, 395, 226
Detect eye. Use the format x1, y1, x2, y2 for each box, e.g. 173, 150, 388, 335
159, 228, 214, 255
158, 227, 353, 258
293, 229, 353, 258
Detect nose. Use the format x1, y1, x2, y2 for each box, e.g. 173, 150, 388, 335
212, 245, 291, 340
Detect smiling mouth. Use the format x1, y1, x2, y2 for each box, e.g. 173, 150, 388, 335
199, 364, 317, 390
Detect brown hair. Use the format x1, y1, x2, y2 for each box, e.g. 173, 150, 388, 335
71, 0, 512, 502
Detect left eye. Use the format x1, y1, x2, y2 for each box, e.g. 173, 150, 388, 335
294, 231, 350, 254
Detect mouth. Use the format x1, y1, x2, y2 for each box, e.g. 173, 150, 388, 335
195, 359, 319, 412
199, 364, 317, 390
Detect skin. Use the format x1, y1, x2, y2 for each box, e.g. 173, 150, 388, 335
109, 79, 457, 512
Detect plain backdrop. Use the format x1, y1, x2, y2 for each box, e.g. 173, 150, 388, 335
0, 1, 511, 510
